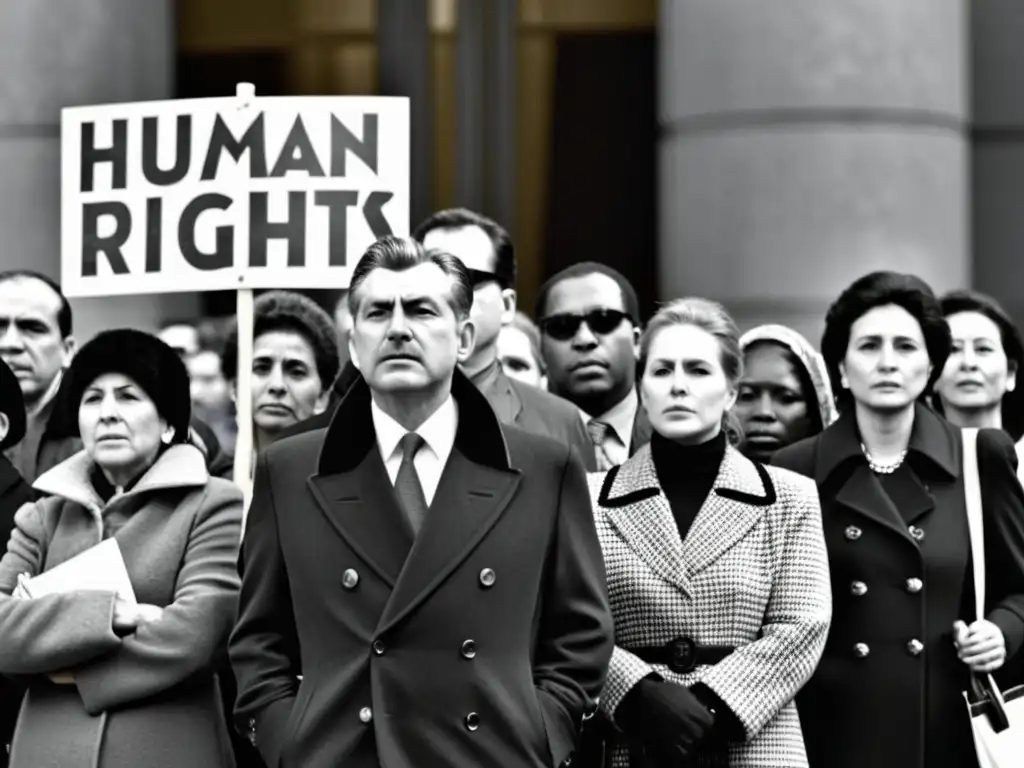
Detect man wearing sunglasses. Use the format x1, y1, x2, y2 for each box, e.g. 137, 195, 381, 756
536, 263, 652, 470
414, 209, 596, 470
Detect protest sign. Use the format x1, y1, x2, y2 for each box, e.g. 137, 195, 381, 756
61, 92, 410, 297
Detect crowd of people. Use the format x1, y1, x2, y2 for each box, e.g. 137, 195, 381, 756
0, 206, 1022, 768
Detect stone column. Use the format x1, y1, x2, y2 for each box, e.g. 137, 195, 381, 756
0, 0, 197, 343
659, 0, 969, 345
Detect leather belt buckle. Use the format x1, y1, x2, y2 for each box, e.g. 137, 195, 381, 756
667, 636, 697, 674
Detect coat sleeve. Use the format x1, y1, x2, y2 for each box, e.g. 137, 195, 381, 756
72, 481, 243, 715
977, 428, 1024, 658
228, 451, 301, 768
533, 445, 615, 766
698, 472, 832, 740
0, 501, 121, 674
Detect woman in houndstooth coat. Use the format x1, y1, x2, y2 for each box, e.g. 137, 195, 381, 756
587, 299, 832, 768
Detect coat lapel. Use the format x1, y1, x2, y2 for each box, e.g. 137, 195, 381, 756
683, 447, 772, 577
306, 450, 413, 587
376, 448, 521, 634
599, 445, 691, 595
833, 464, 912, 540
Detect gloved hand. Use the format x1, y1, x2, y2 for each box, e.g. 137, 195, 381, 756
616, 677, 716, 764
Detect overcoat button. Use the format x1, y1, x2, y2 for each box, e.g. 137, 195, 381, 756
905, 578, 923, 594
461, 639, 477, 659
479, 568, 496, 588
845, 526, 862, 541
465, 712, 480, 731
850, 581, 868, 597
359, 707, 373, 723
372, 640, 386, 656
909, 525, 925, 541
342, 569, 359, 589
853, 643, 870, 658
907, 639, 924, 657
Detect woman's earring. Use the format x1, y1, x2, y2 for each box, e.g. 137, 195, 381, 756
161, 429, 175, 445
840, 375, 850, 390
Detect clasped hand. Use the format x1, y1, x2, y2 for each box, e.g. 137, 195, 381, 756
618, 678, 716, 764
953, 619, 1006, 673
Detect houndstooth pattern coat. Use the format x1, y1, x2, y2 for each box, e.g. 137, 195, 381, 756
588, 443, 831, 768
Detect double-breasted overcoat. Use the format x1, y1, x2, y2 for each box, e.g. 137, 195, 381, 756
774, 404, 1024, 768
229, 371, 615, 768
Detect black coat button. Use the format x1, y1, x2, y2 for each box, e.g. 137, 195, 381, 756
342, 569, 359, 589
461, 639, 477, 659
479, 568, 496, 588
909, 525, 925, 541
373, 640, 386, 656
905, 578, 923, 594
465, 712, 480, 731
845, 526, 862, 541
853, 642, 870, 658
850, 580, 868, 596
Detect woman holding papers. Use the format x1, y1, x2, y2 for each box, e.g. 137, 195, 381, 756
0, 329, 243, 768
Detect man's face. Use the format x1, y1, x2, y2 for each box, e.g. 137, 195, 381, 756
498, 326, 545, 388
540, 273, 638, 407
186, 350, 230, 411
349, 263, 475, 395
0, 278, 74, 406
421, 226, 514, 367
158, 325, 199, 359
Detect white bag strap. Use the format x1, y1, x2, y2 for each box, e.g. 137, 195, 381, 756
962, 427, 985, 621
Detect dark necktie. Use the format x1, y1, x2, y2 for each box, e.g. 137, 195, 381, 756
395, 433, 428, 535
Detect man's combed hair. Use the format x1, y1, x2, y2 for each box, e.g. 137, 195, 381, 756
0, 270, 73, 337
412, 208, 516, 289
821, 271, 951, 413
348, 235, 474, 319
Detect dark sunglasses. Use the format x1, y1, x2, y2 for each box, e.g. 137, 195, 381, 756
466, 268, 505, 289
540, 309, 632, 341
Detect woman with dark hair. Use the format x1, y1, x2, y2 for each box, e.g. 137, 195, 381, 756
774, 271, 1024, 768
735, 325, 838, 463
934, 289, 1024, 458
223, 290, 340, 452
589, 298, 830, 767
0, 329, 242, 768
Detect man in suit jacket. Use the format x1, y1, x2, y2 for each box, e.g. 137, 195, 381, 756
413, 208, 597, 469
229, 236, 614, 768
535, 263, 652, 468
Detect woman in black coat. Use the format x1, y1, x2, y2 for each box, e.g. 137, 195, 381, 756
773, 271, 1024, 768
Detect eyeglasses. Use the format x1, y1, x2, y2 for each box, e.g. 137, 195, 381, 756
539, 309, 632, 341
466, 268, 504, 289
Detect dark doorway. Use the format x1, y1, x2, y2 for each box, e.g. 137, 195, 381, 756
542, 32, 658, 320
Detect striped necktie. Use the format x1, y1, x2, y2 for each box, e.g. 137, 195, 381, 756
587, 419, 616, 471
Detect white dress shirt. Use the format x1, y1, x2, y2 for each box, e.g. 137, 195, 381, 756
371, 395, 458, 506
579, 388, 639, 467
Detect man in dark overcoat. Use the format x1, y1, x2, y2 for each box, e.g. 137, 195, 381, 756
0, 358, 29, 765
229, 236, 614, 768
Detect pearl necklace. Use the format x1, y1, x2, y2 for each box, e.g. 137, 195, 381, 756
860, 443, 908, 474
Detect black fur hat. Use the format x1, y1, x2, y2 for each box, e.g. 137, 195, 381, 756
65, 329, 191, 442
0, 358, 26, 451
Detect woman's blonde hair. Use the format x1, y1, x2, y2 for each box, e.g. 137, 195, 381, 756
638, 297, 745, 444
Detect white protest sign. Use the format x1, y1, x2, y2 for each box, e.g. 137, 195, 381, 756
60, 95, 409, 297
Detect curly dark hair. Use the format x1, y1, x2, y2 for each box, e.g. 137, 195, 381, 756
222, 291, 340, 390
821, 271, 951, 413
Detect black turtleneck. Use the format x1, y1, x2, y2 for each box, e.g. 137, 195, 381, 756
651, 429, 727, 542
